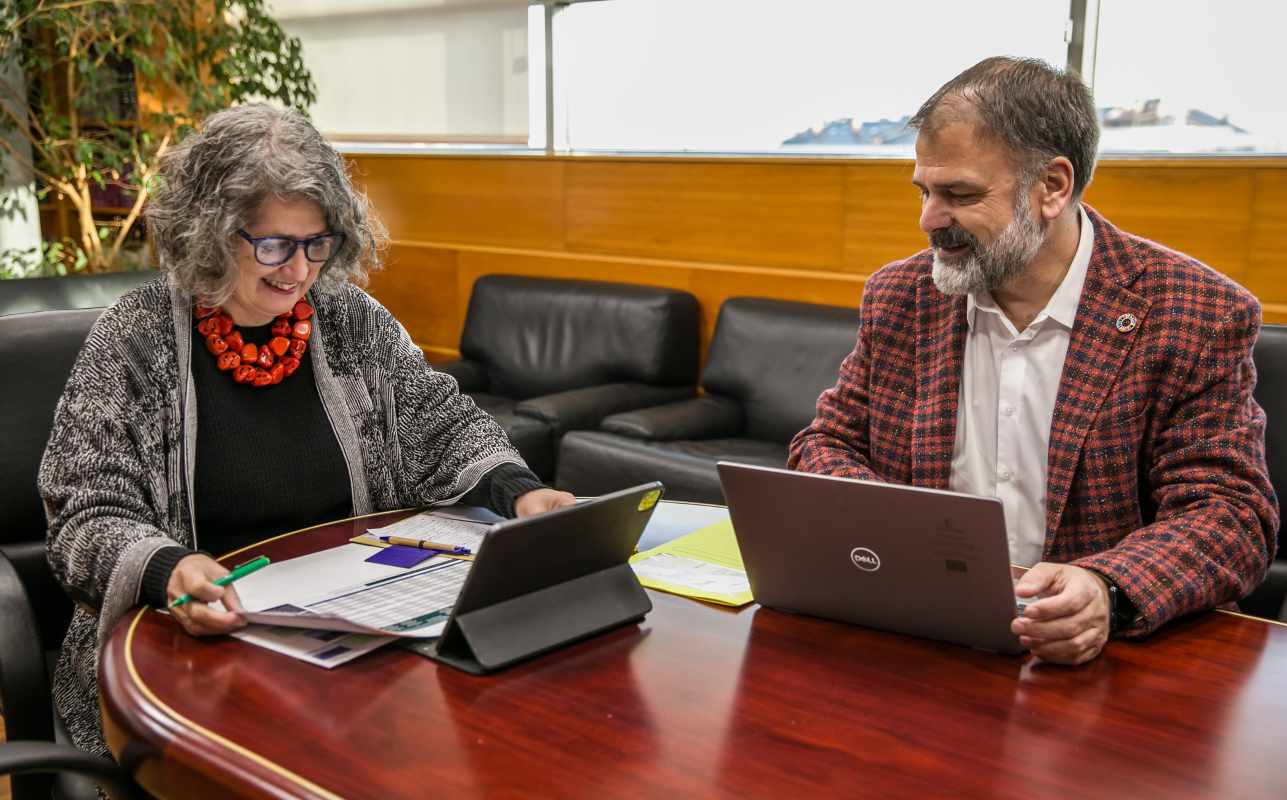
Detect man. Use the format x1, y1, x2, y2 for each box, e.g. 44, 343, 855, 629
788, 57, 1278, 665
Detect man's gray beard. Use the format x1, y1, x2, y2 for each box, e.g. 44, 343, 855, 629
931, 204, 1046, 297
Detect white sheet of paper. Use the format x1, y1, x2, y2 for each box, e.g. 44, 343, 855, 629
240, 558, 469, 638
229, 624, 394, 668
232, 543, 412, 612
366, 512, 491, 549
630, 552, 751, 595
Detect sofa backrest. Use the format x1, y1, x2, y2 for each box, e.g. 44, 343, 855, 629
459, 274, 700, 400
702, 297, 859, 443
1254, 323, 1287, 559
0, 269, 158, 316
0, 308, 103, 545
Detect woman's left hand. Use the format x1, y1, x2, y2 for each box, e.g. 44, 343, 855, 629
514, 488, 577, 517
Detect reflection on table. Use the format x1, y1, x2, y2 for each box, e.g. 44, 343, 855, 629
100, 502, 1287, 799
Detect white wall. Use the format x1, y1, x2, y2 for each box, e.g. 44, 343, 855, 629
276, 1, 529, 140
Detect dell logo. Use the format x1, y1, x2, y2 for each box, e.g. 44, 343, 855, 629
850, 547, 880, 572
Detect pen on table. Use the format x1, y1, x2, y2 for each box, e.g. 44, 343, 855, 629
379, 536, 471, 555
169, 555, 270, 609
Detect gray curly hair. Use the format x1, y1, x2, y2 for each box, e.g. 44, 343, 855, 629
145, 103, 387, 304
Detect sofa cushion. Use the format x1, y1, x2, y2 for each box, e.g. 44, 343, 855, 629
701, 297, 858, 443
459, 275, 700, 400
556, 430, 787, 504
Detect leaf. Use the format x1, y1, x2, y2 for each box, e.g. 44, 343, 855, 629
13, 0, 316, 272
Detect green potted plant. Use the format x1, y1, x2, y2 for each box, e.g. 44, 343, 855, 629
0, 0, 316, 278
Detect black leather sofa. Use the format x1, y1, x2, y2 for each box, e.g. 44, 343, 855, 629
1240, 322, 1287, 620
434, 275, 701, 480
555, 297, 859, 503
0, 269, 157, 316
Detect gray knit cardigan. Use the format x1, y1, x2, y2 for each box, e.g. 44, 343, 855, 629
38, 275, 523, 756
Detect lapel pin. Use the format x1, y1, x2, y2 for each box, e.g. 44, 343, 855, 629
1115, 313, 1138, 333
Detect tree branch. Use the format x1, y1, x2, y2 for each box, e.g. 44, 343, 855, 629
5, 1, 121, 36
0, 95, 51, 163
107, 131, 168, 264
0, 132, 63, 190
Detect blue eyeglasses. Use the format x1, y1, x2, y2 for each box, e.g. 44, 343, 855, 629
237, 229, 345, 267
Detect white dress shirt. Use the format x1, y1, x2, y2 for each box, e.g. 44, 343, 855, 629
949, 206, 1094, 567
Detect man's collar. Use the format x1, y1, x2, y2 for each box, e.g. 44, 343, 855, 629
966, 204, 1094, 331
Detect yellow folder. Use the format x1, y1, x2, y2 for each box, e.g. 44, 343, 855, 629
629, 520, 753, 607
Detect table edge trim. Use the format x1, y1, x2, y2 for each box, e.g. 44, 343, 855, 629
1215, 607, 1287, 628
215, 505, 419, 562
123, 607, 347, 799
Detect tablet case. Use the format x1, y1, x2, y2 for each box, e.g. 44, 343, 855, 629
403, 482, 662, 674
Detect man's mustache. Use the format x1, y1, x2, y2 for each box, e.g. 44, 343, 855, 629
930, 225, 976, 251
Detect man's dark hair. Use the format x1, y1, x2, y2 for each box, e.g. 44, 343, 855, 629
909, 56, 1100, 198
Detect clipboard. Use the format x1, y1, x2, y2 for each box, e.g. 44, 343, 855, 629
402, 482, 664, 674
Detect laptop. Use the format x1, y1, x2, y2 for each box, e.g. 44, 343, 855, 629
411, 481, 664, 673
717, 462, 1024, 654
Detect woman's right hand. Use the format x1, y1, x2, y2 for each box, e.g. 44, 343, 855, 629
166, 554, 248, 636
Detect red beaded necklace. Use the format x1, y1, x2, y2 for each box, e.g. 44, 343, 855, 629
194, 300, 314, 387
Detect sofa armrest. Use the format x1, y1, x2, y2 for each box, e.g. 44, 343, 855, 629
515, 383, 694, 433
434, 358, 490, 393
600, 395, 743, 441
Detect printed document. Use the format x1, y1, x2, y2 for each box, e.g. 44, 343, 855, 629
224, 532, 477, 667
356, 506, 496, 550
629, 520, 753, 607
240, 558, 470, 637
230, 625, 393, 668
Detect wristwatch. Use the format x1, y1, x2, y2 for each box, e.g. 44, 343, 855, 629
1101, 578, 1136, 634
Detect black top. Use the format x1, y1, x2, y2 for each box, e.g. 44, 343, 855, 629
141, 322, 543, 606
190, 321, 352, 556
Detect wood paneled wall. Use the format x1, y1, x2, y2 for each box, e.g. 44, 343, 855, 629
351, 154, 1287, 359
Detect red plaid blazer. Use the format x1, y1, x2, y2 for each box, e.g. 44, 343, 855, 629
788, 205, 1279, 635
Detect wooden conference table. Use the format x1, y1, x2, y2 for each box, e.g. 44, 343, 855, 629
101, 504, 1287, 799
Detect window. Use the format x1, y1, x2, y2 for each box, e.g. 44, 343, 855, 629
284, 0, 1287, 158
554, 0, 1069, 154
275, 0, 534, 146
1092, 0, 1287, 154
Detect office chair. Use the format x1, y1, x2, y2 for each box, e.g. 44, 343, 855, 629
0, 309, 135, 799
1, 551, 136, 799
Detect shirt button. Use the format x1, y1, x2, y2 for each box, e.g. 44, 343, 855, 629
998, 467, 1012, 482
1000, 404, 1015, 417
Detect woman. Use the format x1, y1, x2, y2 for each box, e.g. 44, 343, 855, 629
38, 103, 574, 756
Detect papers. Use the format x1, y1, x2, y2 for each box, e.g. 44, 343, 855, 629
631, 553, 750, 595
629, 520, 753, 607
241, 558, 470, 638
230, 626, 393, 668
226, 534, 475, 667
355, 507, 495, 550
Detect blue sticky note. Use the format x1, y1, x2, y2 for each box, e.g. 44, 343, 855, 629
365, 545, 433, 568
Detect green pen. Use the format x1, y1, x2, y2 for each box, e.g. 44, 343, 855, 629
169, 555, 271, 609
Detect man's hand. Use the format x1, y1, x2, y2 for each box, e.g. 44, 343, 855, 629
1011, 562, 1112, 665
167, 554, 247, 637
514, 488, 577, 517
